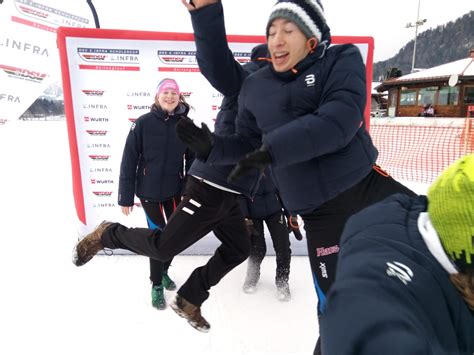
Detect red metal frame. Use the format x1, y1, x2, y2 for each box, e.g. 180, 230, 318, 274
56, 27, 374, 224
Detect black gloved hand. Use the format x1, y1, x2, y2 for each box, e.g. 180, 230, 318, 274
288, 215, 303, 241
228, 145, 272, 183
176, 118, 214, 160
245, 218, 259, 237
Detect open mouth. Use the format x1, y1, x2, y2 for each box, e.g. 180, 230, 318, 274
273, 52, 289, 65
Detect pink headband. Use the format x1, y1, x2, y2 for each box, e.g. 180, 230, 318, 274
156, 79, 180, 96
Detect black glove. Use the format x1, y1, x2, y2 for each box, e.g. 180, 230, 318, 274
288, 215, 303, 241
176, 118, 214, 160
228, 145, 272, 183
245, 218, 259, 237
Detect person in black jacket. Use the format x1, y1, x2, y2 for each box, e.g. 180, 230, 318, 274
320, 154, 474, 354
174, 0, 416, 352
239, 170, 293, 301
118, 78, 194, 310
72, 7, 269, 333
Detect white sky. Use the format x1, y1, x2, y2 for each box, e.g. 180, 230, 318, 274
90, 0, 473, 62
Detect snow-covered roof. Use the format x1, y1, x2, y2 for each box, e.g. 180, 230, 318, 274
376, 56, 474, 91
399, 57, 474, 81
371, 81, 382, 94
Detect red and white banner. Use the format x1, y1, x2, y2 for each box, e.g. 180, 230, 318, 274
57, 28, 373, 243
0, 0, 93, 125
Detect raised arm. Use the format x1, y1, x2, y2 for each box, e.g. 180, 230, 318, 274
182, 0, 247, 96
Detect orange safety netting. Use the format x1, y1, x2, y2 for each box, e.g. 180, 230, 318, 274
370, 118, 474, 184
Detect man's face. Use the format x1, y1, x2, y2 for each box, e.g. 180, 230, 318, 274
267, 18, 310, 73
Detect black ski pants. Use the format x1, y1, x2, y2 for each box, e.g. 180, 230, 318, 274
247, 211, 291, 285
140, 197, 180, 286
102, 176, 250, 306
302, 167, 417, 315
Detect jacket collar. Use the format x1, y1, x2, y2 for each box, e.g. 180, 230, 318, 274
269, 42, 327, 82
418, 212, 459, 275
151, 103, 188, 120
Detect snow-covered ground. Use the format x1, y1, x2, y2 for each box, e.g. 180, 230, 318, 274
0, 120, 428, 355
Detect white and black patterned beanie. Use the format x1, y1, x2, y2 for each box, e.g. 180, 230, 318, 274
266, 0, 331, 44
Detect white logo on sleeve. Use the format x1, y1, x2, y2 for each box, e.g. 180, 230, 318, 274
386, 261, 414, 285
305, 74, 316, 87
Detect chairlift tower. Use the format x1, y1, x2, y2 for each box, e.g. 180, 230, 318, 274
406, 0, 427, 73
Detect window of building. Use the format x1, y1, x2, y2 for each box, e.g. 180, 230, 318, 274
464, 86, 474, 104
417, 86, 437, 105
438, 86, 459, 105
400, 90, 417, 106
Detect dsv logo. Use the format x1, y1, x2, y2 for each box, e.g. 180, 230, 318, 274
386, 261, 413, 285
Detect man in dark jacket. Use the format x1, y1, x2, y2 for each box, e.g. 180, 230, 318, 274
72, 3, 269, 333
175, 2, 416, 352
320, 154, 474, 354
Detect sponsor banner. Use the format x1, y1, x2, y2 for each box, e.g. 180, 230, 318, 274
0, 0, 93, 123
58, 28, 373, 250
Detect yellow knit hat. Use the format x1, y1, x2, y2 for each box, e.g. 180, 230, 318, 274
427, 154, 474, 272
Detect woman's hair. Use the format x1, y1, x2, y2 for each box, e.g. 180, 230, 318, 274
450, 271, 474, 310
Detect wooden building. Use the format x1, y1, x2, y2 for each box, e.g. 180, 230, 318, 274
375, 50, 474, 118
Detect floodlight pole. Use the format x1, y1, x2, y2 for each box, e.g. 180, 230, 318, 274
406, 0, 427, 73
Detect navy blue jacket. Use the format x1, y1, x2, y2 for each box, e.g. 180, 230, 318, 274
186, 2, 265, 197
239, 169, 283, 220
321, 194, 474, 354
118, 104, 193, 205
206, 30, 378, 214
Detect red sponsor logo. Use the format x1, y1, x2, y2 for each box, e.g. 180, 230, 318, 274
84, 116, 109, 123
82, 90, 105, 96
10, 16, 56, 33
79, 65, 140, 71
92, 191, 113, 197
82, 54, 106, 61
161, 56, 185, 63
316, 245, 340, 257
19, 5, 49, 19
0, 64, 47, 83
127, 104, 148, 110
86, 130, 108, 136
158, 67, 200, 73
89, 155, 110, 161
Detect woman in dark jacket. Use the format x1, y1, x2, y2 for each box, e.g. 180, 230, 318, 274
321, 154, 474, 354
118, 78, 194, 310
